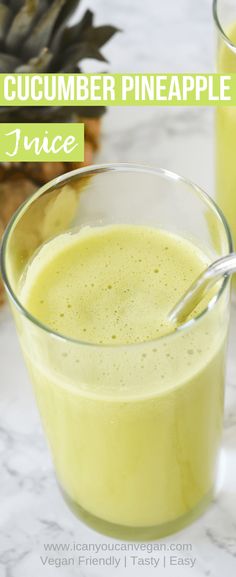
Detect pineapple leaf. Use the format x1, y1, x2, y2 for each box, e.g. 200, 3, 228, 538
52, 11, 119, 70
0, 4, 11, 43
22, 0, 67, 58
0, 53, 21, 72
59, 42, 108, 72
0, 1, 118, 121
51, 9, 93, 53
6, 0, 41, 52
8, 1, 25, 9
32, 0, 51, 18
82, 25, 120, 49
53, 0, 82, 29
16, 47, 53, 72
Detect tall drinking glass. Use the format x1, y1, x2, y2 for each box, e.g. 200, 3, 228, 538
213, 0, 236, 268
1, 164, 232, 539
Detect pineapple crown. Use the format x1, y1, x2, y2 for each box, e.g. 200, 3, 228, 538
0, 0, 119, 120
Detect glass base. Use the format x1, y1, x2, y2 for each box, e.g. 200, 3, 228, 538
61, 487, 214, 541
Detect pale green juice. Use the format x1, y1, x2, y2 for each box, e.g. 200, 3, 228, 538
19, 225, 226, 535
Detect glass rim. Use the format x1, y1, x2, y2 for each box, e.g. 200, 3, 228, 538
0, 162, 233, 349
213, 0, 236, 51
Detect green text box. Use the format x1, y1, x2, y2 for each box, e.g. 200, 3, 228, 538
0, 123, 84, 162
0, 73, 236, 106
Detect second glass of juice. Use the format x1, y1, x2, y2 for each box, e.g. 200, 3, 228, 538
214, 0, 236, 275
1, 164, 231, 539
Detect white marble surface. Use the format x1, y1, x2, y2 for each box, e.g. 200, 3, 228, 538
1, 0, 236, 576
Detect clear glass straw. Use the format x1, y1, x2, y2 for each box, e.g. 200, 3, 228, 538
169, 253, 236, 324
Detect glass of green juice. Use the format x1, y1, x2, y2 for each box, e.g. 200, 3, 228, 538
213, 0, 236, 288
0, 164, 232, 540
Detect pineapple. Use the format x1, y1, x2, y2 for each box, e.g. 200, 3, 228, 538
0, 0, 118, 305
0, 0, 118, 224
